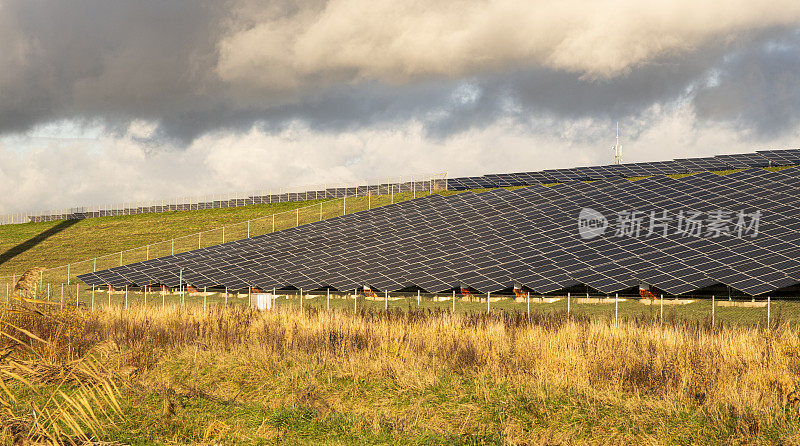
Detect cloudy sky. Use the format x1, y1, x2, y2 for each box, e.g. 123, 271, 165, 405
1, 0, 800, 213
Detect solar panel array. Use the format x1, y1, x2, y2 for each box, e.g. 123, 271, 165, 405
79, 167, 800, 296
446, 149, 800, 190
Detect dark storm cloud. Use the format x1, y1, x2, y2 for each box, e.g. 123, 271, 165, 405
0, 0, 799, 144
693, 33, 800, 137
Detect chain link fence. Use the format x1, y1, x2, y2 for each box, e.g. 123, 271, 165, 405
0, 173, 448, 224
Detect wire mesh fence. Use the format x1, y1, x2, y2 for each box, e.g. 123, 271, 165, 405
6, 285, 797, 329
0, 176, 450, 287
0, 173, 448, 224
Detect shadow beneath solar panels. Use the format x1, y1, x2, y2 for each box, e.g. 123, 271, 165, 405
0, 219, 82, 267
689, 283, 748, 299
769, 283, 800, 297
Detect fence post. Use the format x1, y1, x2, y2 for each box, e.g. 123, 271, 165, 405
300, 288, 304, 314
120, 251, 123, 266
385, 289, 388, 310
660, 294, 663, 325
272, 287, 276, 311
108, 286, 111, 308
417, 289, 420, 307
225, 287, 228, 306
327, 288, 330, 311
412, 176, 416, 199
249, 286, 251, 308
91, 285, 95, 311
343, 195, 347, 215
272, 214, 275, 233
247, 221, 250, 238
487, 291, 491, 314
47, 283, 50, 301
452, 290, 455, 314
296, 208, 299, 227
567, 292, 570, 316
768, 295, 771, 328
204, 287, 207, 311
615, 293, 618, 325
368, 192, 371, 210
354, 289, 357, 313
198, 233, 201, 249
527, 292, 530, 317
125, 285, 128, 309
171, 239, 174, 255
320, 202, 323, 221
144, 285, 147, 310
711, 294, 715, 328
67, 264, 70, 285
162, 287, 165, 310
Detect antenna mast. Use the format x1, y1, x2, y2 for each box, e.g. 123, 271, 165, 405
612, 121, 623, 165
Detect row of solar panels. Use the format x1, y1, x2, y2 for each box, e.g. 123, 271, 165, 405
446, 149, 800, 190
80, 166, 800, 297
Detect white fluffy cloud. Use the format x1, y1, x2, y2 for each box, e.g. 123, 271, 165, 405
217, 0, 800, 90
2, 103, 798, 214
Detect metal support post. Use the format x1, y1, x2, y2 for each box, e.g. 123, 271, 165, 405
452, 290, 455, 313
385, 289, 388, 310
615, 293, 618, 325
711, 295, 715, 327
660, 294, 663, 325
527, 292, 530, 317
487, 291, 490, 314
179, 269, 184, 307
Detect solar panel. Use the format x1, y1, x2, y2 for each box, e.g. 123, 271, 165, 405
79, 157, 800, 297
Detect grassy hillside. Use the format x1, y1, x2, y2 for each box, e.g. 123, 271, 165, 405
0, 190, 458, 281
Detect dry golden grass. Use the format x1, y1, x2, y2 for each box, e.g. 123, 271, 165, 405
4, 305, 800, 443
